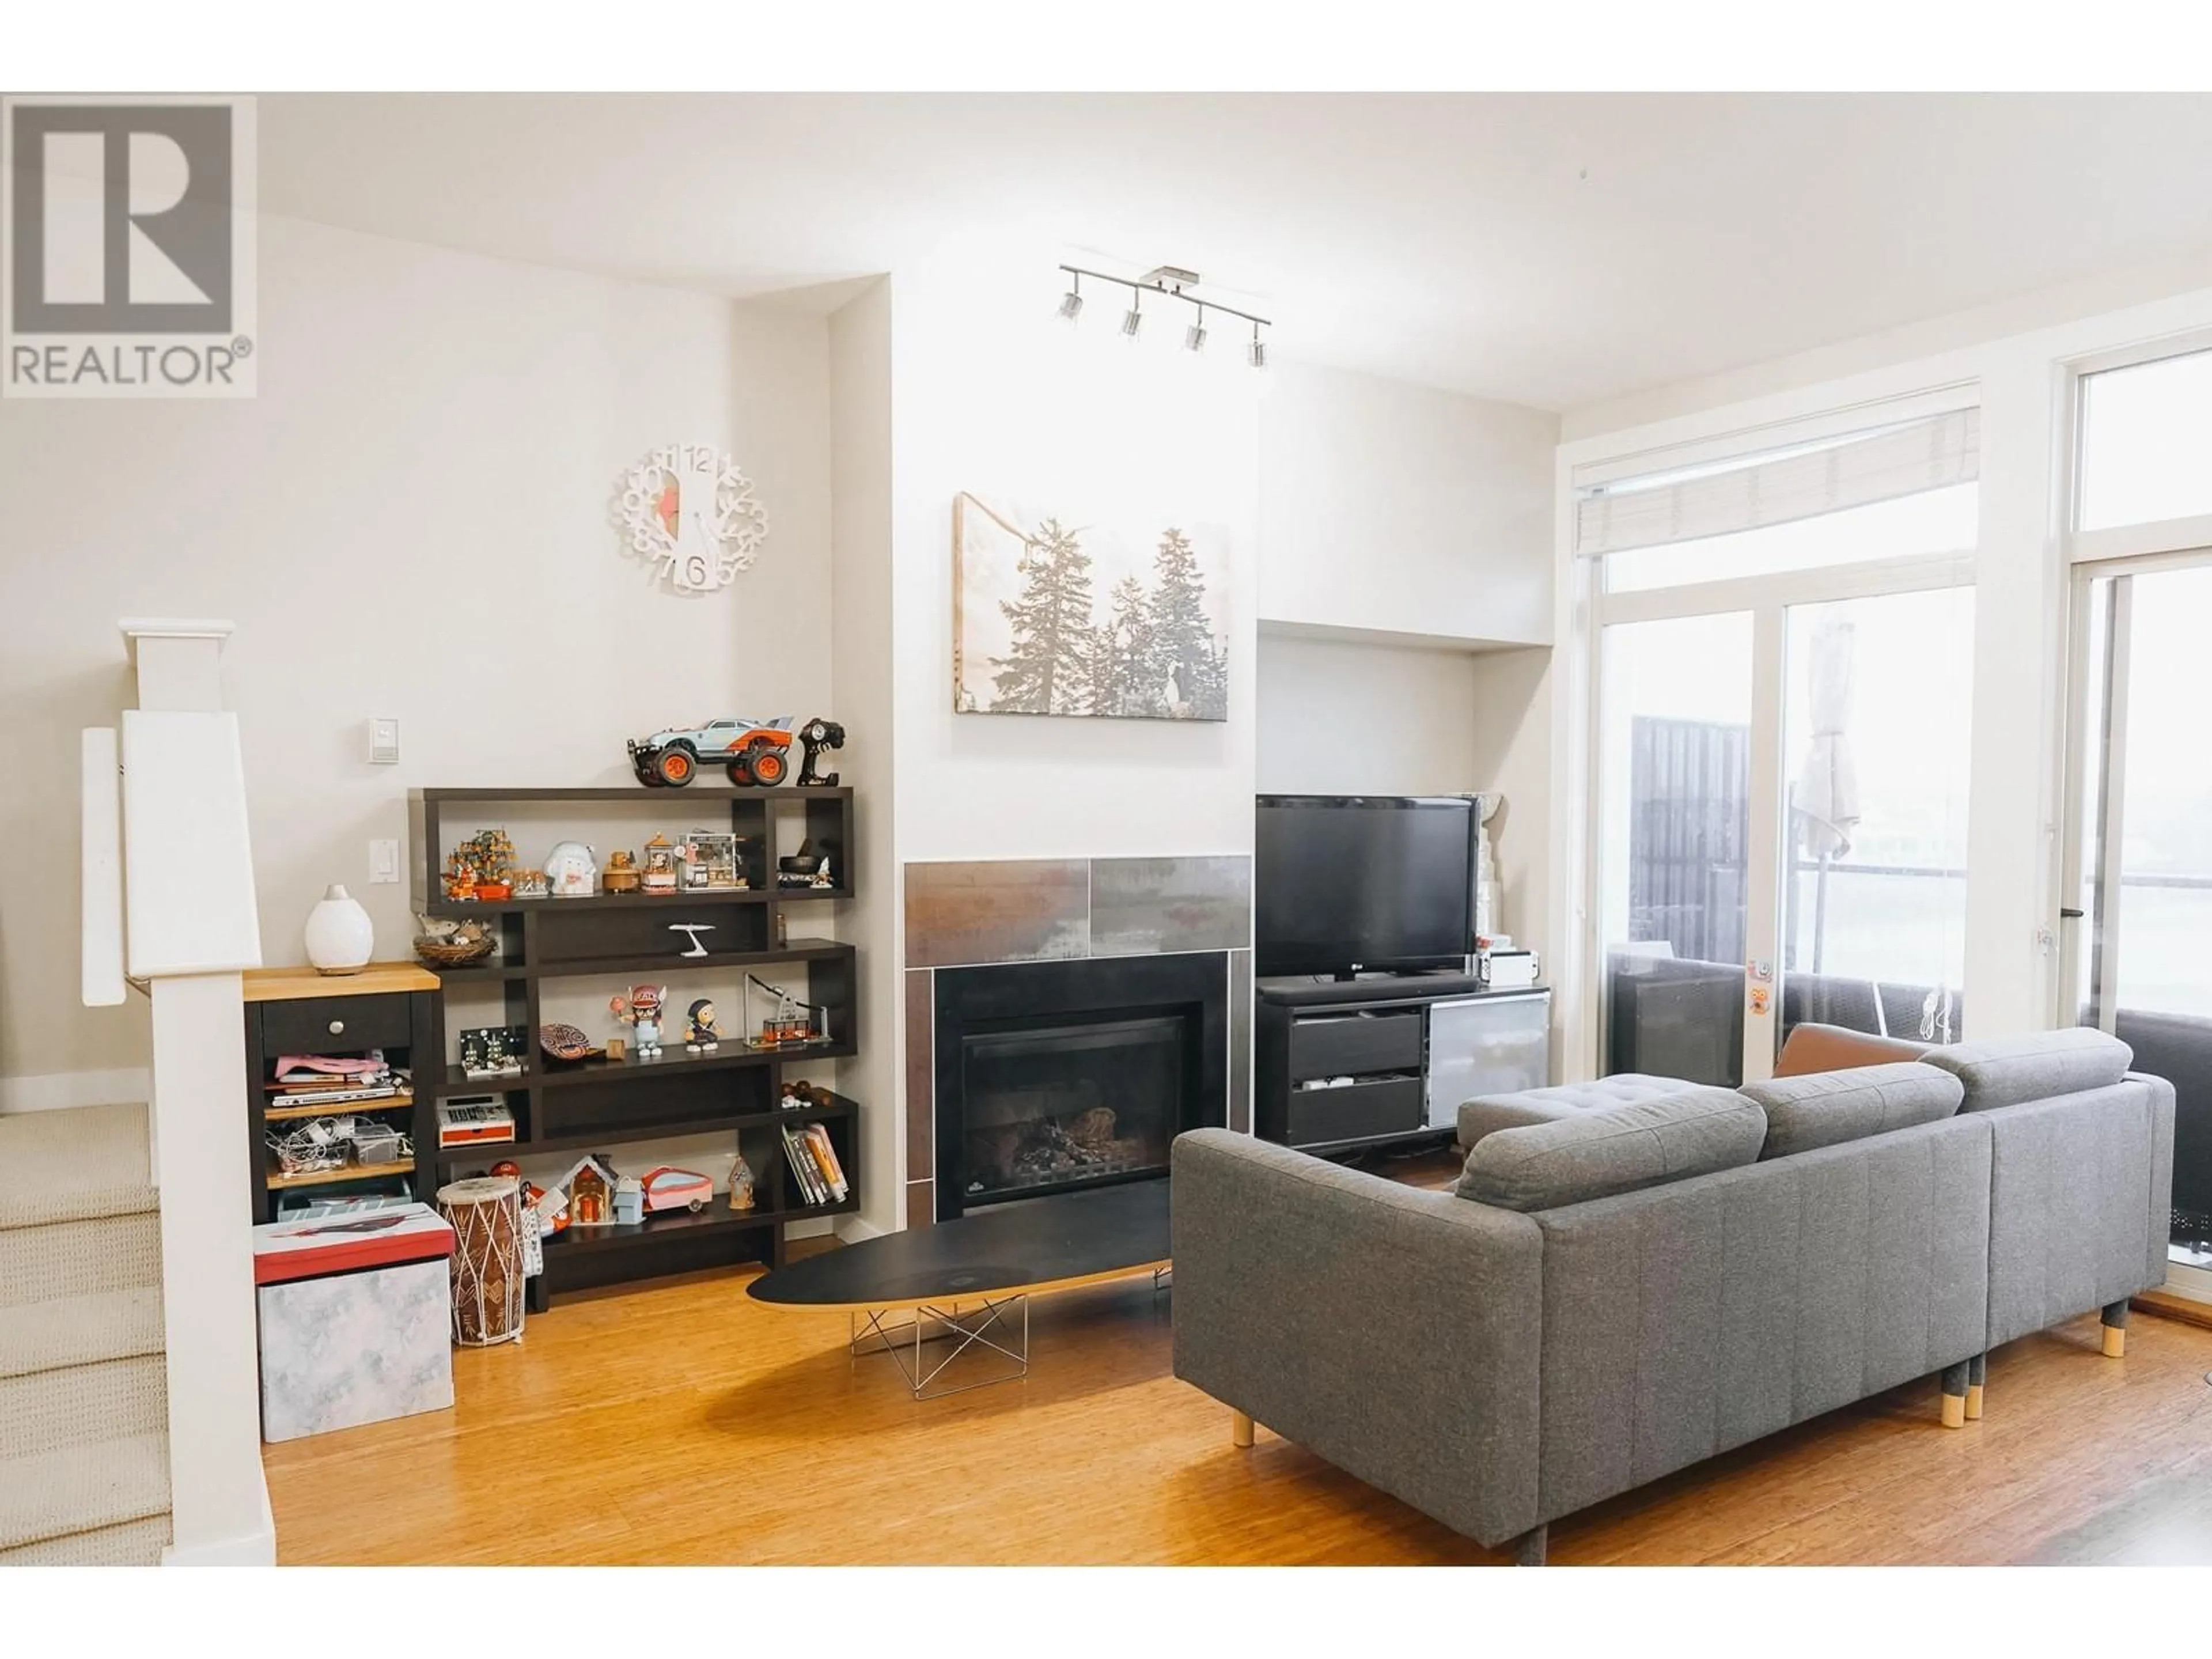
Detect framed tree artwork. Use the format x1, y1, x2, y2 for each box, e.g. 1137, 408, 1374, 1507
952, 492, 1232, 721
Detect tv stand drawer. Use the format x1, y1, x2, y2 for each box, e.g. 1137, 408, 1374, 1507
1287, 1077, 1424, 1148
1289, 1010, 1423, 1079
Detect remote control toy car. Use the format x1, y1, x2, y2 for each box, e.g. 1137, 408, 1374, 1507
626, 716, 796, 787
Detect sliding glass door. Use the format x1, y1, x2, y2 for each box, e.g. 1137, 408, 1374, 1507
2069, 558, 2212, 1268
1582, 406, 1981, 1086
1599, 613, 1756, 1085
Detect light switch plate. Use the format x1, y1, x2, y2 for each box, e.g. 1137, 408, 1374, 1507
367, 717, 400, 764
369, 839, 401, 884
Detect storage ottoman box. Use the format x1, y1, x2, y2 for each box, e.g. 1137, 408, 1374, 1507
251, 1202, 456, 1442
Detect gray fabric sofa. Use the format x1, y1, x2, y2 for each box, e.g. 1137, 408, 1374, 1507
1170, 1029, 2173, 1562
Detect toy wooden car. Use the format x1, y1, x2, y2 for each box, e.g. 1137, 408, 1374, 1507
627, 717, 797, 787
640, 1166, 714, 1214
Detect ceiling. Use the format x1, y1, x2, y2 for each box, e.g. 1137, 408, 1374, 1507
257, 92, 2212, 413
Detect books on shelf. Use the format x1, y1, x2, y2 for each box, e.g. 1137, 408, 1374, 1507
779, 1122, 848, 1207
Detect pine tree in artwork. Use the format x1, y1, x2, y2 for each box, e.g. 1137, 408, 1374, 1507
1091, 573, 1164, 717
1145, 527, 1228, 719
991, 517, 1097, 714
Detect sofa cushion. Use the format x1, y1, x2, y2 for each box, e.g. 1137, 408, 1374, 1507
1456, 1073, 1690, 1149
1455, 1088, 1767, 1213
1740, 1062, 1963, 1159
1921, 1028, 2134, 1113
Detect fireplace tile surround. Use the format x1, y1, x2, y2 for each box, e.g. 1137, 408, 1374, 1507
903, 854, 1252, 1230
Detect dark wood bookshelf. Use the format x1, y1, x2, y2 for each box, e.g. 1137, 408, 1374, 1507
409, 782, 862, 1308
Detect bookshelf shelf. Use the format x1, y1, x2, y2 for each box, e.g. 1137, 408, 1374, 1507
267, 1160, 418, 1191
408, 782, 863, 1308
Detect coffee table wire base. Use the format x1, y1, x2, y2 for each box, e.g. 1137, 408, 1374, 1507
850, 1296, 1031, 1399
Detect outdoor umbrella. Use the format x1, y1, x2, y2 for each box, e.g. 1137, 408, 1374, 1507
1794, 615, 1860, 975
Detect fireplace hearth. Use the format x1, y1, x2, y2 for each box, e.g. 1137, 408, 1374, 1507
933, 952, 1227, 1222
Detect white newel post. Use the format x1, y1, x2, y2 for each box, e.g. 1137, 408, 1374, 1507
101, 620, 275, 1565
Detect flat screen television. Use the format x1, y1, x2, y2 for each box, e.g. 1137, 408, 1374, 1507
1255, 795, 1477, 978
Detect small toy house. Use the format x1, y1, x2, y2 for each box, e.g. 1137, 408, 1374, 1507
558, 1155, 620, 1228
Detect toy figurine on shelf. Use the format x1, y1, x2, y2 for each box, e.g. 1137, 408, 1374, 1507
545, 840, 599, 899
600, 849, 642, 893
684, 998, 721, 1054
442, 850, 479, 902
513, 868, 549, 899
611, 984, 667, 1059
728, 1154, 757, 1213
642, 833, 680, 895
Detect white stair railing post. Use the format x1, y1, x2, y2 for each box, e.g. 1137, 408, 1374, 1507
93, 620, 274, 1566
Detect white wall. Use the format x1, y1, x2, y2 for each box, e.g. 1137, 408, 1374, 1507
827, 279, 900, 1237
0, 213, 832, 1093
1469, 646, 1554, 955
1257, 360, 1558, 646
1255, 633, 1479, 794
886, 256, 1262, 866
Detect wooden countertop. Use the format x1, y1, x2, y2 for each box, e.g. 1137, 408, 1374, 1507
243, 961, 440, 1002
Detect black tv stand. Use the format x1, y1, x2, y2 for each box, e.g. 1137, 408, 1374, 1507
1254, 976, 1550, 1154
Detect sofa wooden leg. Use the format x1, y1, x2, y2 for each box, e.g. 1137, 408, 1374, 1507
1513, 1523, 1548, 1566
1940, 1360, 1969, 1429
2101, 1301, 2128, 1358
1230, 1408, 1255, 1449
1965, 1352, 1986, 1420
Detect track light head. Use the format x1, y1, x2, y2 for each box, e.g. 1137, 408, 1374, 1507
1185, 304, 1207, 353
1122, 300, 1143, 338
1247, 324, 1267, 370
1058, 283, 1083, 321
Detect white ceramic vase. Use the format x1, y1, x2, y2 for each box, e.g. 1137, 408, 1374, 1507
304, 883, 374, 975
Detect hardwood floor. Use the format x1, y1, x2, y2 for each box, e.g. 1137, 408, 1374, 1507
263, 1242, 2212, 1566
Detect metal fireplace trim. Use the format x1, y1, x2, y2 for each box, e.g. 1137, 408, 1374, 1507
931, 950, 1229, 1223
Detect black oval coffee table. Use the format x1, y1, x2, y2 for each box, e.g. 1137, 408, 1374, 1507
748, 1179, 1169, 1398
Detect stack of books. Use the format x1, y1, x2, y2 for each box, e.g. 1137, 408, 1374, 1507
779, 1122, 849, 1207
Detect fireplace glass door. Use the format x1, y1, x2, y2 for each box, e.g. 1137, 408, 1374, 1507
957, 1014, 1185, 1206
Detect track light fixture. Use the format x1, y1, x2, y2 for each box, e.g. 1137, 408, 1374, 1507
1056, 263, 1268, 369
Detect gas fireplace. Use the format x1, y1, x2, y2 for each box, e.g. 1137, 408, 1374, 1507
933, 952, 1227, 1221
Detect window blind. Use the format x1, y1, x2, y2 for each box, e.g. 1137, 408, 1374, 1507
1576, 408, 1980, 558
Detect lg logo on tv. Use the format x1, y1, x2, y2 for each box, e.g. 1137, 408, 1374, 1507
3, 96, 257, 398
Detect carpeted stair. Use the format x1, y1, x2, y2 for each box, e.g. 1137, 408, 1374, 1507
0, 1103, 172, 1566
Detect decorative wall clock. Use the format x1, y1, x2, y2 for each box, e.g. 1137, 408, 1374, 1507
613, 442, 769, 595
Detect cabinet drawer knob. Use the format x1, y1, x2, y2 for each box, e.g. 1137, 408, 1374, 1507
328, 1018, 346, 1036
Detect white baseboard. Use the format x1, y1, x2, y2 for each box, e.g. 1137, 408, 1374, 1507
0, 1067, 151, 1115
162, 1479, 276, 1567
